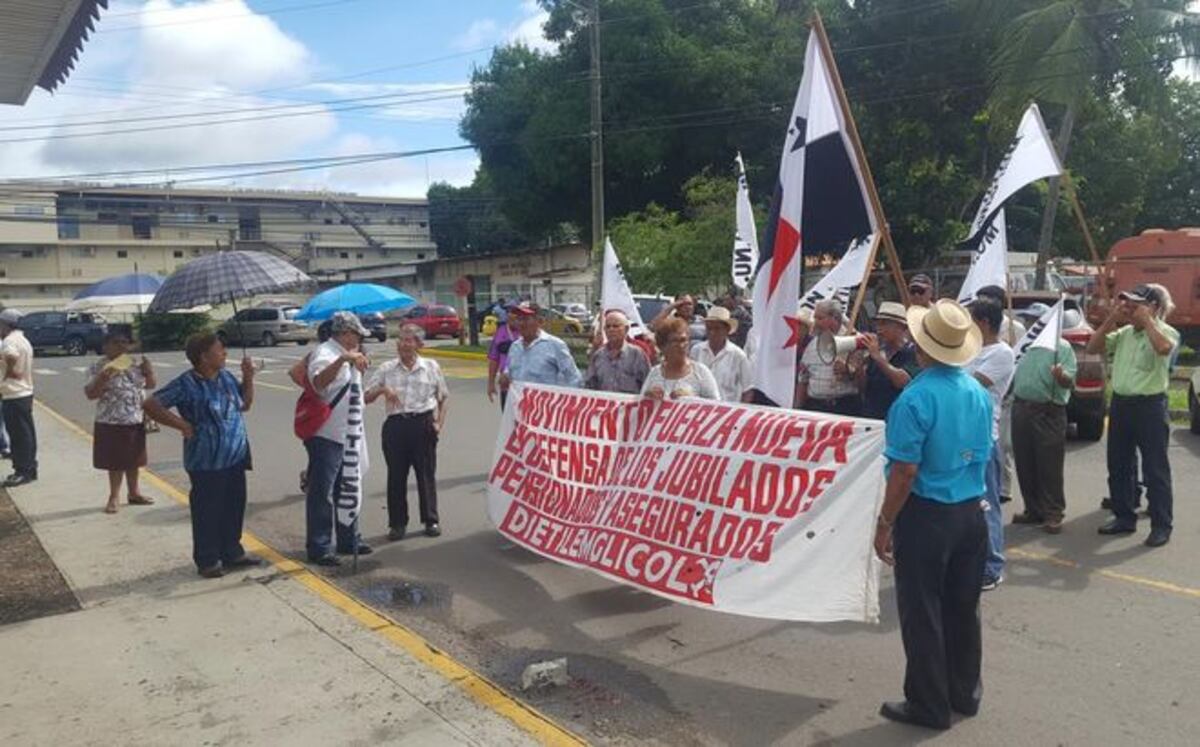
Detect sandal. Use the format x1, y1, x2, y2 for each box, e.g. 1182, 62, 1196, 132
127, 495, 155, 506
103, 503, 118, 514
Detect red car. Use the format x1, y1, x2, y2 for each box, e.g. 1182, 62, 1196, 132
401, 303, 463, 339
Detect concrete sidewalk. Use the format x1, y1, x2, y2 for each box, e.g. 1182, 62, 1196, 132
0, 406, 561, 746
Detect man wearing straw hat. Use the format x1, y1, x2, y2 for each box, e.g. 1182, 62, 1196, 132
858, 301, 918, 420
690, 306, 754, 403
873, 299, 993, 731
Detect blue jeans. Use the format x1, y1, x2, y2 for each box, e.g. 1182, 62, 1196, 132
982, 443, 1005, 582
304, 436, 361, 559
0, 399, 8, 453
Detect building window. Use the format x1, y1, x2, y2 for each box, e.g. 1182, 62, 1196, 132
207, 215, 219, 223
355, 253, 363, 259
238, 208, 261, 241
117, 250, 128, 258
419, 222, 427, 228
97, 212, 118, 224
324, 218, 333, 225
20, 250, 33, 258
339, 252, 349, 259
173, 250, 184, 258
131, 216, 153, 239
57, 216, 80, 239
417, 253, 426, 259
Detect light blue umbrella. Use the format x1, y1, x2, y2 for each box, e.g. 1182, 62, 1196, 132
295, 283, 415, 321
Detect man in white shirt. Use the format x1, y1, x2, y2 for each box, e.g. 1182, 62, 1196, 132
975, 285, 1025, 505
366, 323, 449, 541
0, 309, 36, 486
796, 299, 862, 415
303, 312, 372, 565
690, 306, 753, 403
965, 298, 1015, 591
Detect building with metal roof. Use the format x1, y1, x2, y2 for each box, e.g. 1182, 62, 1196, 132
0, 0, 108, 105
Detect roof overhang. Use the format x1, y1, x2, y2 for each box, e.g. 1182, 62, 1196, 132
0, 0, 108, 106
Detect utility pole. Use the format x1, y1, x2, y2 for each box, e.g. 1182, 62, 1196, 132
588, 0, 604, 306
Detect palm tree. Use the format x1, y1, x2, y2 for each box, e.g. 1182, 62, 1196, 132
975, 0, 1200, 286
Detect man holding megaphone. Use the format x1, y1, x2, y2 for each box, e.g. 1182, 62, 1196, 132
795, 299, 863, 416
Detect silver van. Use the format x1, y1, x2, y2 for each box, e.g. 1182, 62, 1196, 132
217, 305, 314, 347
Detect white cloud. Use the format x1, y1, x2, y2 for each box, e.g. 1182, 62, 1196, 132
454, 19, 500, 51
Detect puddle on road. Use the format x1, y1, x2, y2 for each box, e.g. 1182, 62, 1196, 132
360, 578, 452, 613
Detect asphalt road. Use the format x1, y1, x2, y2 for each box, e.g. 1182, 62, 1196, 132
28, 343, 1200, 746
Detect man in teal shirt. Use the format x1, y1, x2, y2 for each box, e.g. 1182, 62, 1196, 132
874, 300, 993, 731
1010, 303, 1077, 534
1086, 284, 1179, 547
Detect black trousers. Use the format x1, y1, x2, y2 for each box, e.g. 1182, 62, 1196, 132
2, 395, 37, 477
381, 412, 439, 529
187, 466, 247, 570
804, 394, 861, 417
893, 495, 987, 728
1011, 399, 1068, 521
1107, 394, 1172, 531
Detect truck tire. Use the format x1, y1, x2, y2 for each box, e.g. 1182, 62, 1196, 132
1190, 384, 1200, 435
261, 331, 277, 347
64, 336, 86, 356
1075, 413, 1105, 442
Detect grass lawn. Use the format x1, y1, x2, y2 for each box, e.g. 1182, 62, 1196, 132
1168, 384, 1189, 414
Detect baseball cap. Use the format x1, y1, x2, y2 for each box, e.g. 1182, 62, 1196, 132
329, 310, 370, 337
509, 302, 539, 317
1118, 284, 1162, 306
908, 273, 933, 291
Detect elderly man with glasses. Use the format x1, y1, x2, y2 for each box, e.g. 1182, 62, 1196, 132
907, 273, 935, 309
584, 310, 650, 394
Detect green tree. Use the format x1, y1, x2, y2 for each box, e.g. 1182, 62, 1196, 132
427, 173, 531, 257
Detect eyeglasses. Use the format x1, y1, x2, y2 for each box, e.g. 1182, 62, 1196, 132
908, 287, 929, 295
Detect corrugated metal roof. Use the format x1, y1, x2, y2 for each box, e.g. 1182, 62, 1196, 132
0, 0, 108, 106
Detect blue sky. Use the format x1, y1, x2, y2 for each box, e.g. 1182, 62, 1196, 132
0, 0, 557, 196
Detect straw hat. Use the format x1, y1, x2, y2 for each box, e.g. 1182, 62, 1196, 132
703, 305, 738, 334
874, 301, 907, 324
906, 299, 981, 367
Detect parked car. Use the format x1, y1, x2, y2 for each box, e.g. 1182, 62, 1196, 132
553, 302, 593, 328
20, 311, 107, 356
1011, 292, 1106, 441
1190, 365, 1200, 435
217, 305, 313, 347
402, 304, 463, 339
359, 312, 387, 343
538, 306, 584, 336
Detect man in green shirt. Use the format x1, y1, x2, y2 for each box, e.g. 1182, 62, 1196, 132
1086, 284, 1180, 547
1010, 303, 1077, 534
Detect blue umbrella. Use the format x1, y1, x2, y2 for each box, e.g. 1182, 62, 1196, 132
66, 272, 164, 312
295, 283, 415, 321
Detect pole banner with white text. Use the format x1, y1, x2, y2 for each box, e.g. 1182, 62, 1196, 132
488, 384, 885, 623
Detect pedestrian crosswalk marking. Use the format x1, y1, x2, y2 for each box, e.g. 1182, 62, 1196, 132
34, 368, 59, 376
71, 366, 89, 373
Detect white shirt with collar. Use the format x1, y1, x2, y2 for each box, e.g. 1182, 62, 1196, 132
366, 355, 448, 416
689, 339, 752, 403
1, 330, 34, 400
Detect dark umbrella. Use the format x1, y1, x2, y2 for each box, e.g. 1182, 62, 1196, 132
147, 250, 312, 350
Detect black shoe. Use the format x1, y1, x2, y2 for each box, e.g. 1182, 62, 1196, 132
311, 554, 341, 567
1144, 528, 1171, 548
1098, 519, 1137, 535
388, 527, 406, 541
224, 555, 264, 568
879, 701, 949, 730
336, 543, 373, 556
1011, 512, 1043, 525
424, 523, 441, 538
3, 473, 36, 487
197, 565, 225, 579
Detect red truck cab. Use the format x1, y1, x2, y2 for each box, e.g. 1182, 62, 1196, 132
1098, 228, 1200, 347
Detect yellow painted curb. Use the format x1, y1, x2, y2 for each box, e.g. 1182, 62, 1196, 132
423, 348, 489, 362
33, 399, 587, 747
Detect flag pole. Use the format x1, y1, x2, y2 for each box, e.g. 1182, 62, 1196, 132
810, 12, 909, 323
1059, 170, 1108, 301
847, 234, 882, 328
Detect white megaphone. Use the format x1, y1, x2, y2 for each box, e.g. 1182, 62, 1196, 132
816, 331, 867, 364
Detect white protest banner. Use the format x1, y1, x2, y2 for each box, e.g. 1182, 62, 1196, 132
488, 384, 885, 622
958, 209, 1009, 305
799, 234, 876, 312
1013, 294, 1065, 363
732, 152, 759, 290
601, 237, 646, 332
966, 103, 1063, 243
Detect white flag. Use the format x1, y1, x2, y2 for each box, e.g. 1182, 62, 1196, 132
601, 237, 645, 332
966, 104, 1063, 243
1013, 295, 1064, 363
958, 209, 1009, 305
732, 152, 759, 290
799, 234, 877, 312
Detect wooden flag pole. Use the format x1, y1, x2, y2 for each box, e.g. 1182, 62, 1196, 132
1059, 169, 1109, 301
811, 12, 910, 321
847, 234, 883, 328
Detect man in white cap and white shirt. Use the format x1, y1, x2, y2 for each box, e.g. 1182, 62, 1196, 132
873, 298, 993, 731
0, 309, 36, 486
690, 306, 754, 403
